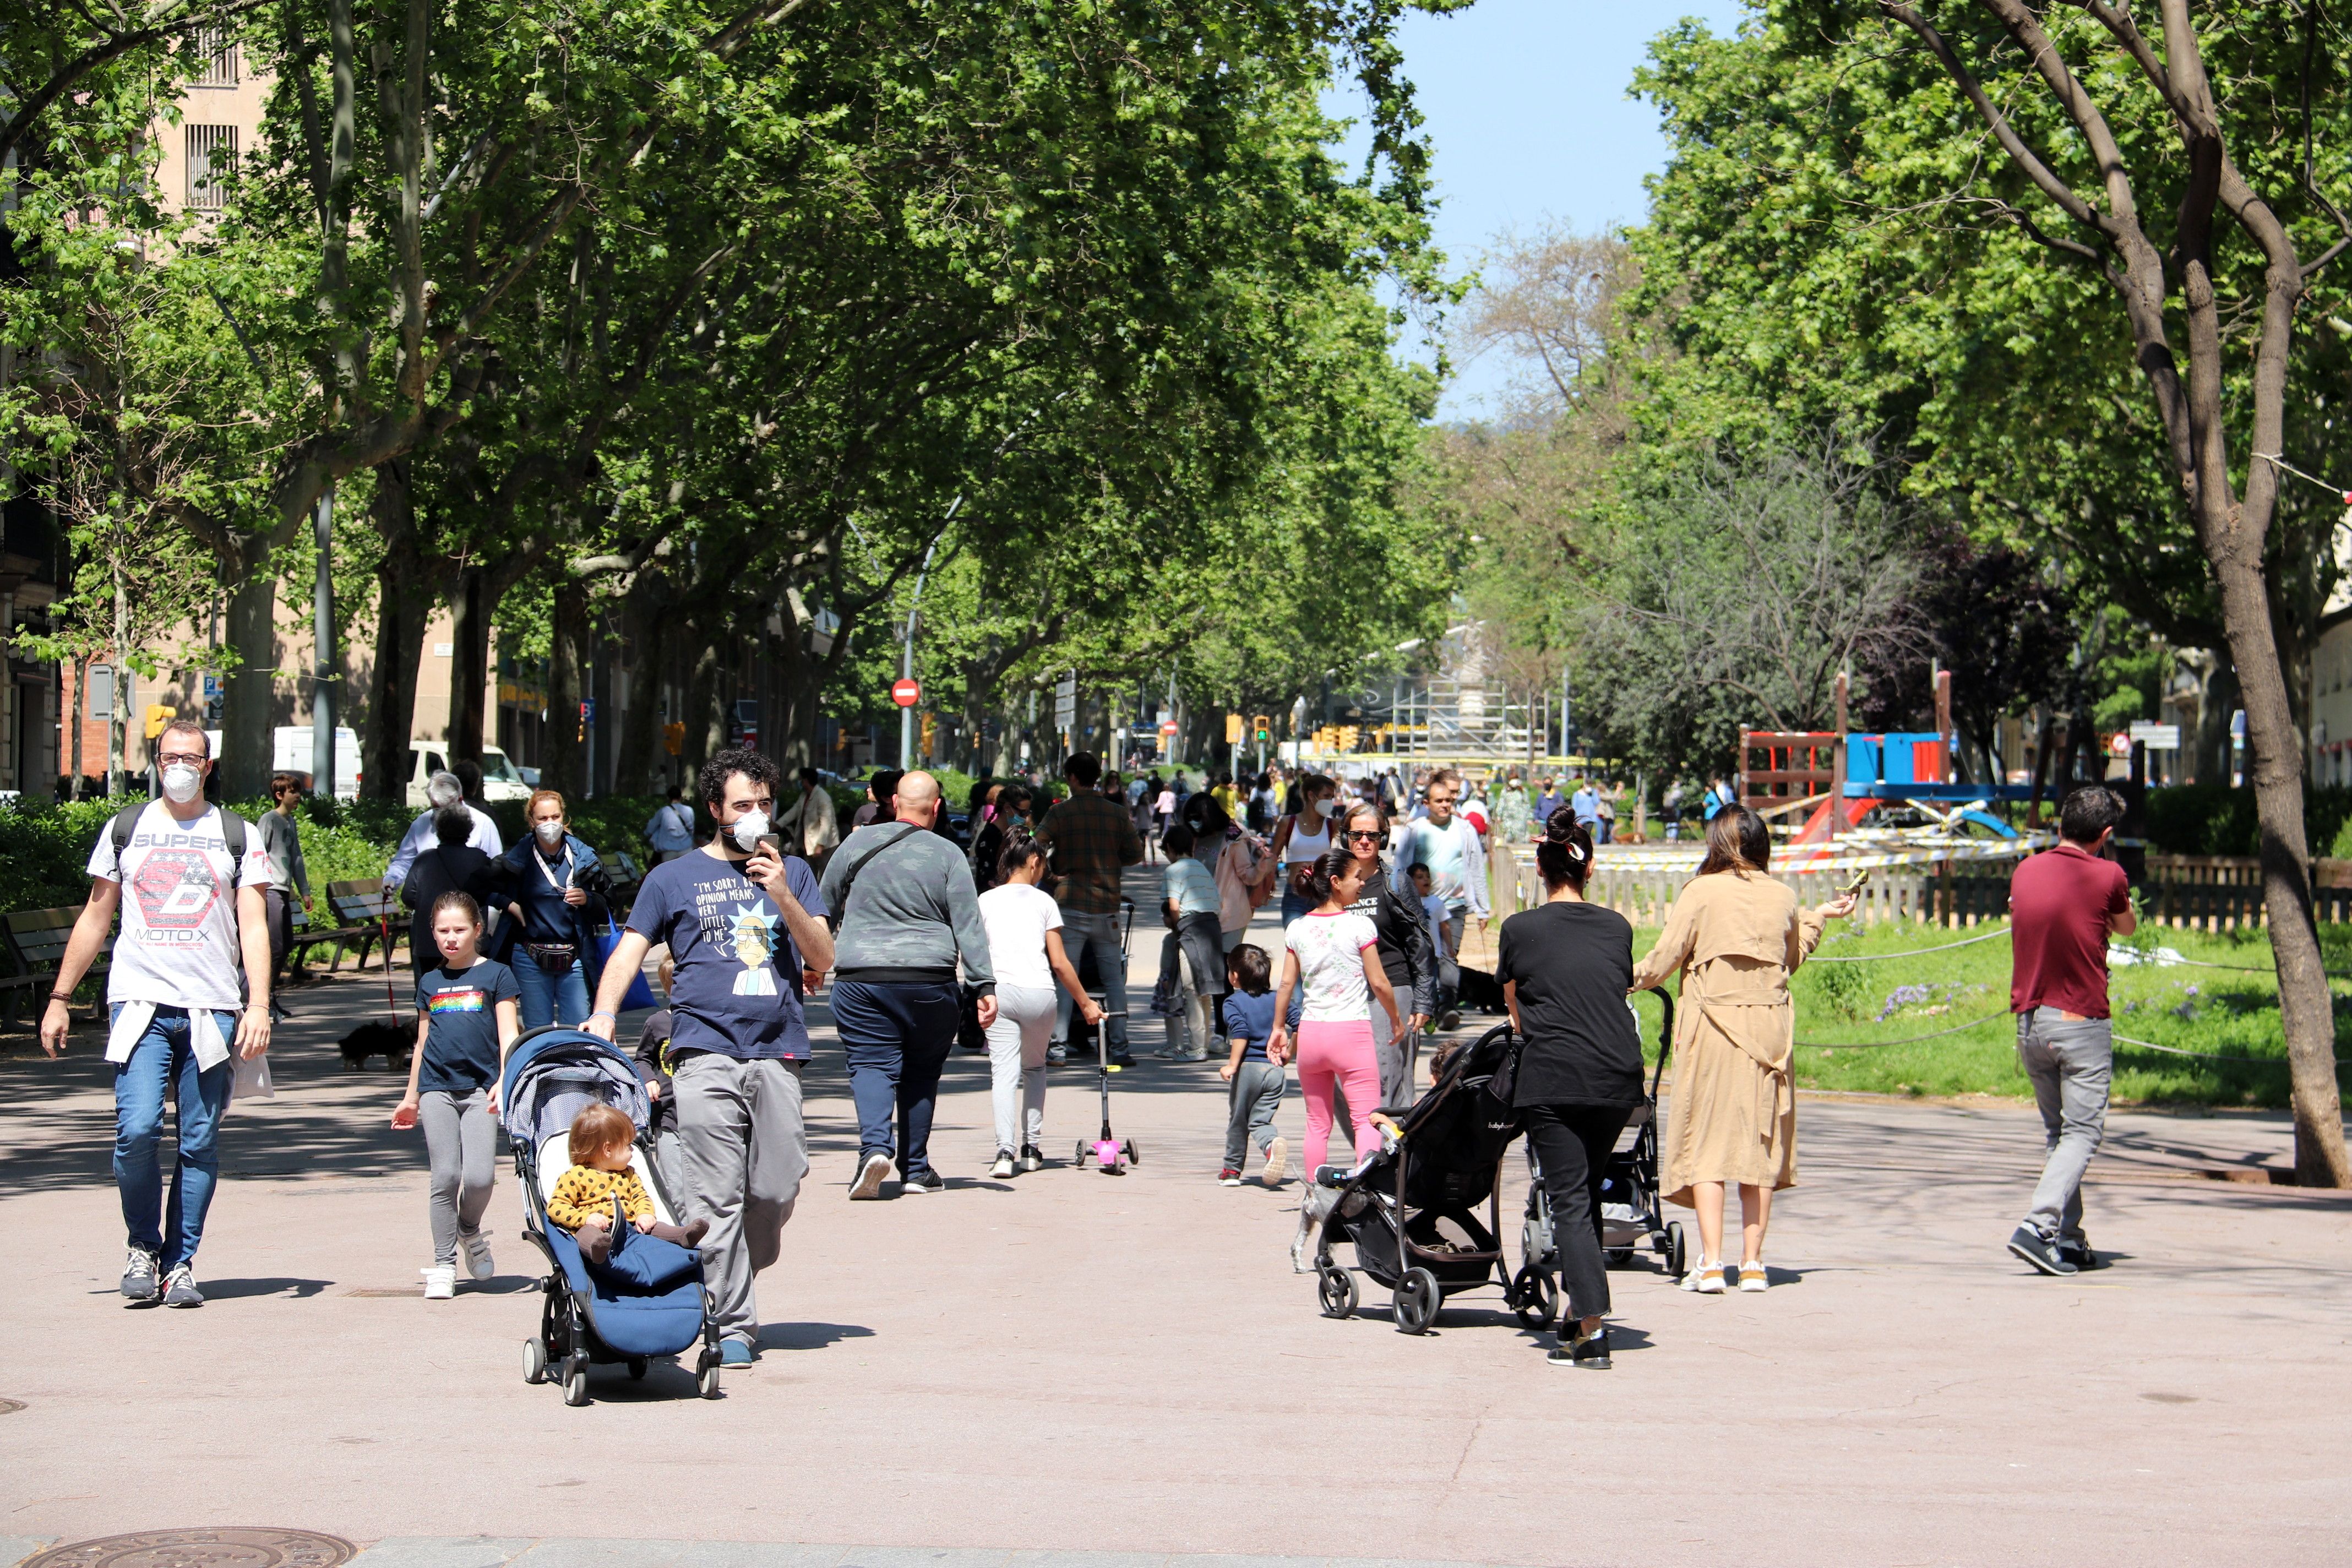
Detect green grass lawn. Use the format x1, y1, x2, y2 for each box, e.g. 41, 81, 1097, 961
1620, 918, 2352, 1110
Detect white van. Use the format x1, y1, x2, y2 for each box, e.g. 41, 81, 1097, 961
406, 741, 533, 805
268, 726, 363, 798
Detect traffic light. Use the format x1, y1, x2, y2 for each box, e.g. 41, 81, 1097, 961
1253, 714, 1271, 742
143, 704, 174, 739
1225, 712, 1244, 744
1336, 725, 1360, 754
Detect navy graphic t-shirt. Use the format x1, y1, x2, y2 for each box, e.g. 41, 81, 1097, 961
626, 850, 827, 1060
416, 960, 520, 1093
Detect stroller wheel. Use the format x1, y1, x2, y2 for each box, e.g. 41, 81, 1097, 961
628, 1357, 649, 1381
1511, 1266, 1556, 1332
522, 1336, 548, 1385
696, 1350, 722, 1400
1393, 1267, 1441, 1336
562, 1357, 590, 1407
1605, 1247, 1633, 1270
1317, 1265, 1358, 1320
1666, 1220, 1688, 1279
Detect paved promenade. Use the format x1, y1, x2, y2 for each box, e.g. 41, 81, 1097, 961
2, 895, 2349, 1567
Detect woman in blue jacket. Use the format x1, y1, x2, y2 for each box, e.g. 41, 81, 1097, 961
499, 789, 611, 1028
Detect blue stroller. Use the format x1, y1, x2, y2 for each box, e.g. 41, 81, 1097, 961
500, 1027, 722, 1405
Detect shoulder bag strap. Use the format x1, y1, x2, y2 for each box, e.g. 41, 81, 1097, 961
827, 823, 924, 932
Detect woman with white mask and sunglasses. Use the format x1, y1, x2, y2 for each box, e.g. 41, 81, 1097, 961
1260, 772, 1342, 927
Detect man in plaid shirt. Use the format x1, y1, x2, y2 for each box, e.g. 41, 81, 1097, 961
1036, 752, 1144, 1065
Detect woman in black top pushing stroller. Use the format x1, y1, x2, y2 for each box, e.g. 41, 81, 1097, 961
1495, 810, 1646, 1370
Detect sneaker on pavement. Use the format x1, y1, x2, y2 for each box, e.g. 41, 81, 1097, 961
1439, 1009, 1462, 1032
1018, 1144, 1044, 1172
121, 1246, 161, 1302
421, 1264, 456, 1300
1046, 1046, 1070, 1064
1218, 1167, 1243, 1186
2057, 1236, 2101, 1270
1107, 1051, 1136, 1070
991, 1150, 1017, 1180
720, 1336, 757, 1366
849, 1152, 893, 1200
1692, 1261, 1727, 1294
1261, 1136, 1288, 1189
900, 1168, 944, 1194
459, 1228, 496, 1282
2007, 1225, 2078, 1276
1738, 1260, 1769, 1293
162, 1264, 205, 1308
1549, 1326, 1611, 1369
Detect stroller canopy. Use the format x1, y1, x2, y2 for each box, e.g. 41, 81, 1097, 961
500, 1027, 650, 1150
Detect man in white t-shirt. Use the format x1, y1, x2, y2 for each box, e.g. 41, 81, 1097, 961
42, 720, 278, 1309
384, 765, 504, 888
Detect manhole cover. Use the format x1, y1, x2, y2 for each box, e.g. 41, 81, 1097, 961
26, 1529, 357, 1568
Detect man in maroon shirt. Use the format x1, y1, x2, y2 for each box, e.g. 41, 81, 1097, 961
2005, 785, 2135, 1276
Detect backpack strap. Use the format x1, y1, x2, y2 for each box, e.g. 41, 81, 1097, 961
826, 822, 924, 933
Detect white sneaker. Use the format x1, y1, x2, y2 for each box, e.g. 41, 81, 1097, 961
1261, 1136, 1288, 1189
990, 1150, 1017, 1180
459, 1228, 496, 1282
1693, 1261, 1727, 1295
1738, 1260, 1768, 1293
421, 1264, 456, 1300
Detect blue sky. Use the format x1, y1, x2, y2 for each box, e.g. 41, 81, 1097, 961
1331, 0, 1749, 419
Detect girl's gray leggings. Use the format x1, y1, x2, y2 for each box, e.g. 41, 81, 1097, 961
420, 1088, 496, 1265
986, 983, 1057, 1154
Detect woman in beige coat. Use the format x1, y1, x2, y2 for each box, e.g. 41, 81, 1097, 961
1631, 806, 1853, 1294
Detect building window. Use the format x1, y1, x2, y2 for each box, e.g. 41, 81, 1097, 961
189, 29, 239, 87
185, 124, 238, 209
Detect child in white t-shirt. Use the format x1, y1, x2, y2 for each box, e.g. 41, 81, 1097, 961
976, 832, 1103, 1178
1268, 849, 1402, 1187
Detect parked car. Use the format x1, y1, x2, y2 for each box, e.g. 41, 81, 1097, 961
262, 726, 362, 799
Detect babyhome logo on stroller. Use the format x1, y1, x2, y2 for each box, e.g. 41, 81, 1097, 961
129, 850, 221, 933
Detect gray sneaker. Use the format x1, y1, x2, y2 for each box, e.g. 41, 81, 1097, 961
162, 1264, 205, 1307
121, 1247, 161, 1302
2007, 1226, 2077, 1277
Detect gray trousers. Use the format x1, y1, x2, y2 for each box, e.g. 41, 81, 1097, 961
1053, 908, 1129, 1052
418, 1088, 496, 1266
1223, 1060, 1286, 1168
986, 983, 1056, 1153
673, 1053, 808, 1346
2016, 1009, 2112, 1240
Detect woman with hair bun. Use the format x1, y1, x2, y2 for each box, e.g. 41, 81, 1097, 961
977, 831, 1104, 1179
1497, 811, 1645, 1368
1631, 804, 1854, 1296
1269, 846, 1403, 1266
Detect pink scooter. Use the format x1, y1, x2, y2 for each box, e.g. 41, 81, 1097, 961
1072, 899, 1137, 1174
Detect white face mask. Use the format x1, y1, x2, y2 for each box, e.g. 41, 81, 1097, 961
534, 820, 565, 848
732, 808, 771, 850
161, 763, 203, 804
1316, 797, 1340, 819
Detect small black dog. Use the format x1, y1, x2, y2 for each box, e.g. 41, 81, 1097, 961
1455, 964, 1508, 1016
340, 1019, 412, 1072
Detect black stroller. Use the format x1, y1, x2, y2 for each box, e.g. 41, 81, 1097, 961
1304, 1024, 1529, 1334
1511, 990, 1684, 1330
500, 1026, 723, 1406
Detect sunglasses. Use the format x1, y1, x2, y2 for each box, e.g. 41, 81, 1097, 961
1345, 829, 1383, 842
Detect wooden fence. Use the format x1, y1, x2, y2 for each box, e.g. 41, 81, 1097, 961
1502, 849, 2352, 931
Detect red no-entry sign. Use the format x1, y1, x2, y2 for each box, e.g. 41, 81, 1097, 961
891, 678, 921, 707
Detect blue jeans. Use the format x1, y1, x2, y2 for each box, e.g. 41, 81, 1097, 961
1281, 885, 1313, 927
832, 979, 960, 1175
515, 953, 591, 1030
112, 1005, 238, 1271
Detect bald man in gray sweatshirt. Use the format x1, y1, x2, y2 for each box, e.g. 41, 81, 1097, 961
820, 771, 997, 1197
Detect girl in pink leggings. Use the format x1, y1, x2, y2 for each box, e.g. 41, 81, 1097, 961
1270, 848, 1403, 1266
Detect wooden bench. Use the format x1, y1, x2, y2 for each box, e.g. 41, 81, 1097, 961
284, 899, 374, 978
324, 878, 407, 971
0, 906, 105, 1027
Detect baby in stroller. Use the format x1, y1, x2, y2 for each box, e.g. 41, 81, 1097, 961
546, 1104, 709, 1266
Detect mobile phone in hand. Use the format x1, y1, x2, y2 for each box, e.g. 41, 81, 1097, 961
755, 834, 782, 858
